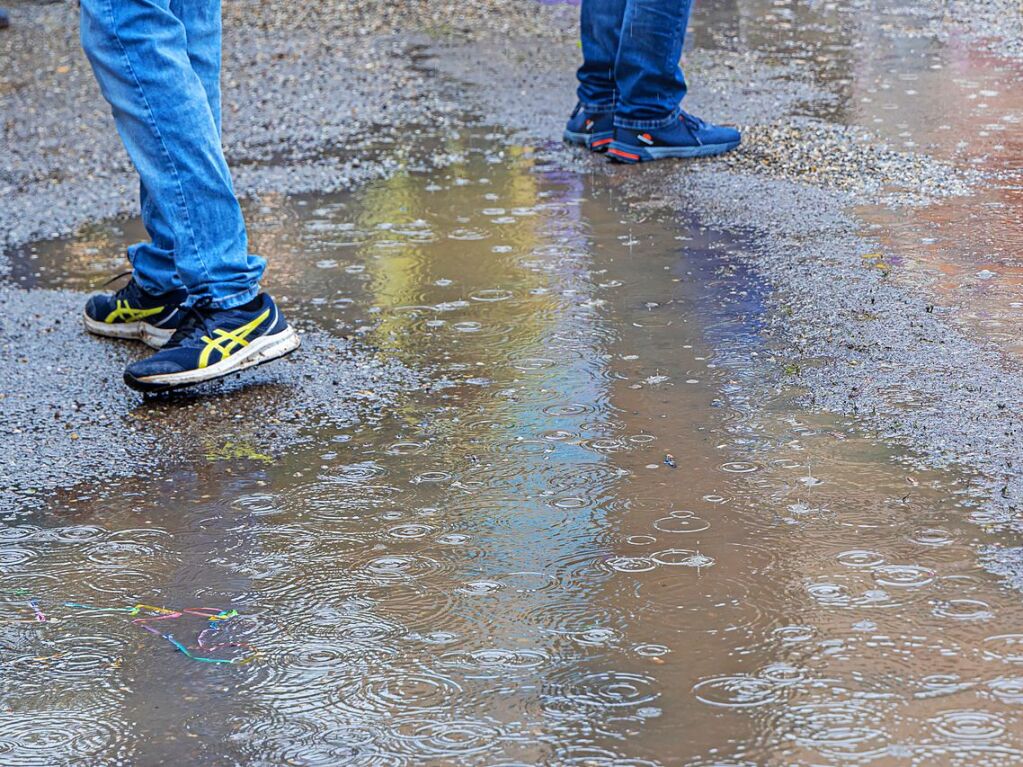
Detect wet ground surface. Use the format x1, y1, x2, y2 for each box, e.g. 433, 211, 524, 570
4, 129, 1023, 766
6, 0, 1023, 764
429, 0, 1023, 521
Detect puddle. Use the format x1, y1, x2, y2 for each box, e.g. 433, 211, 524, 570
6, 129, 1023, 765
693, 0, 1023, 358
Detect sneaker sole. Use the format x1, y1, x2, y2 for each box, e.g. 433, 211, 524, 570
607, 140, 741, 163
563, 129, 615, 153
139, 323, 176, 349
84, 312, 175, 349
124, 326, 301, 394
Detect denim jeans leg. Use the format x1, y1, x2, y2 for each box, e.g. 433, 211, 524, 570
79, 0, 265, 310
129, 0, 224, 296
613, 0, 693, 129
127, 178, 181, 296
577, 0, 627, 114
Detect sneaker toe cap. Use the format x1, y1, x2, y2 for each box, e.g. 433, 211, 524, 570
84, 295, 109, 320
125, 356, 185, 378
708, 125, 741, 145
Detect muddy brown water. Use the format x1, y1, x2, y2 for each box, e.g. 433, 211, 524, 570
6, 130, 1023, 765
692, 0, 1023, 359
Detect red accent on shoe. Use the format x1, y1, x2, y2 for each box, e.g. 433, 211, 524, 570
591, 138, 613, 147
608, 147, 641, 161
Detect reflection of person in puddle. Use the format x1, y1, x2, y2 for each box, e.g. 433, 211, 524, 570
78, 0, 299, 394
564, 0, 741, 163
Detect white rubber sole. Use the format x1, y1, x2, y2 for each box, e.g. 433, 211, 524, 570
83, 312, 174, 349
125, 326, 301, 393
140, 323, 176, 349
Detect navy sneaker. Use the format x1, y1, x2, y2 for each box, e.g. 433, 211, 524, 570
123, 293, 300, 393
608, 111, 741, 163
84, 274, 187, 349
563, 104, 614, 152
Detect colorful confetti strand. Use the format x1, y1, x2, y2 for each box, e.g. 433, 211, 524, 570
63, 602, 259, 665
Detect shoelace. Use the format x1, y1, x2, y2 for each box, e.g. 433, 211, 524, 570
101, 270, 134, 289
678, 110, 709, 145
679, 110, 708, 131
101, 270, 144, 303
166, 299, 216, 348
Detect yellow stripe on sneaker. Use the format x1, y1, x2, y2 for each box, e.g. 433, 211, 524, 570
105, 299, 164, 324
197, 308, 270, 369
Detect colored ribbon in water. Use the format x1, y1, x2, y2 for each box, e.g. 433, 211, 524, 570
62, 601, 258, 665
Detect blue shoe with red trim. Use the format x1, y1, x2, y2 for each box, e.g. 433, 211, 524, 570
563, 104, 614, 153
608, 111, 741, 163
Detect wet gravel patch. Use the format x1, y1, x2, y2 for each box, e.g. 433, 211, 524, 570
981, 545, 1023, 592
660, 169, 1023, 507
722, 120, 979, 205
949, 0, 1023, 60
0, 287, 423, 514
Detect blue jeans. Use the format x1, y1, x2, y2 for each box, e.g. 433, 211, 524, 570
79, 0, 264, 309
576, 0, 692, 129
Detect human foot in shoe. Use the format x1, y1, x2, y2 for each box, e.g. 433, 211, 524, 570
563, 103, 615, 152
608, 111, 740, 163
123, 293, 300, 393
84, 273, 187, 348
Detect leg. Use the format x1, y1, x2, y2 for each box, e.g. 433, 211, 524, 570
613, 0, 693, 129
128, 179, 182, 296
128, 0, 224, 296
576, 0, 628, 115
79, 0, 264, 309
172, 0, 223, 130
606, 0, 739, 162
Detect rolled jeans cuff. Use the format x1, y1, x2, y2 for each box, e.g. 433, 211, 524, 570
614, 106, 680, 130
187, 283, 261, 310
580, 100, 615, 115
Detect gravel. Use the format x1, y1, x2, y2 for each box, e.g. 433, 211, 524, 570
0, 286, 424, 512
949, 0, 1023, 60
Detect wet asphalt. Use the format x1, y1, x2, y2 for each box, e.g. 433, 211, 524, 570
4, 0, 1023, 554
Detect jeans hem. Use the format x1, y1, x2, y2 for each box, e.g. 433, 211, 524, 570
128, 266, 183, 297
186, 283, 261, 310
127, 245, 184, 296
614, 107, 680, 130
579, 100, 615, 115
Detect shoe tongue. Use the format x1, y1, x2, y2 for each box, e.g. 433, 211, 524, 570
116, 279, 146, 304
170, 303, 217, 346
680, 111, 701, 127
